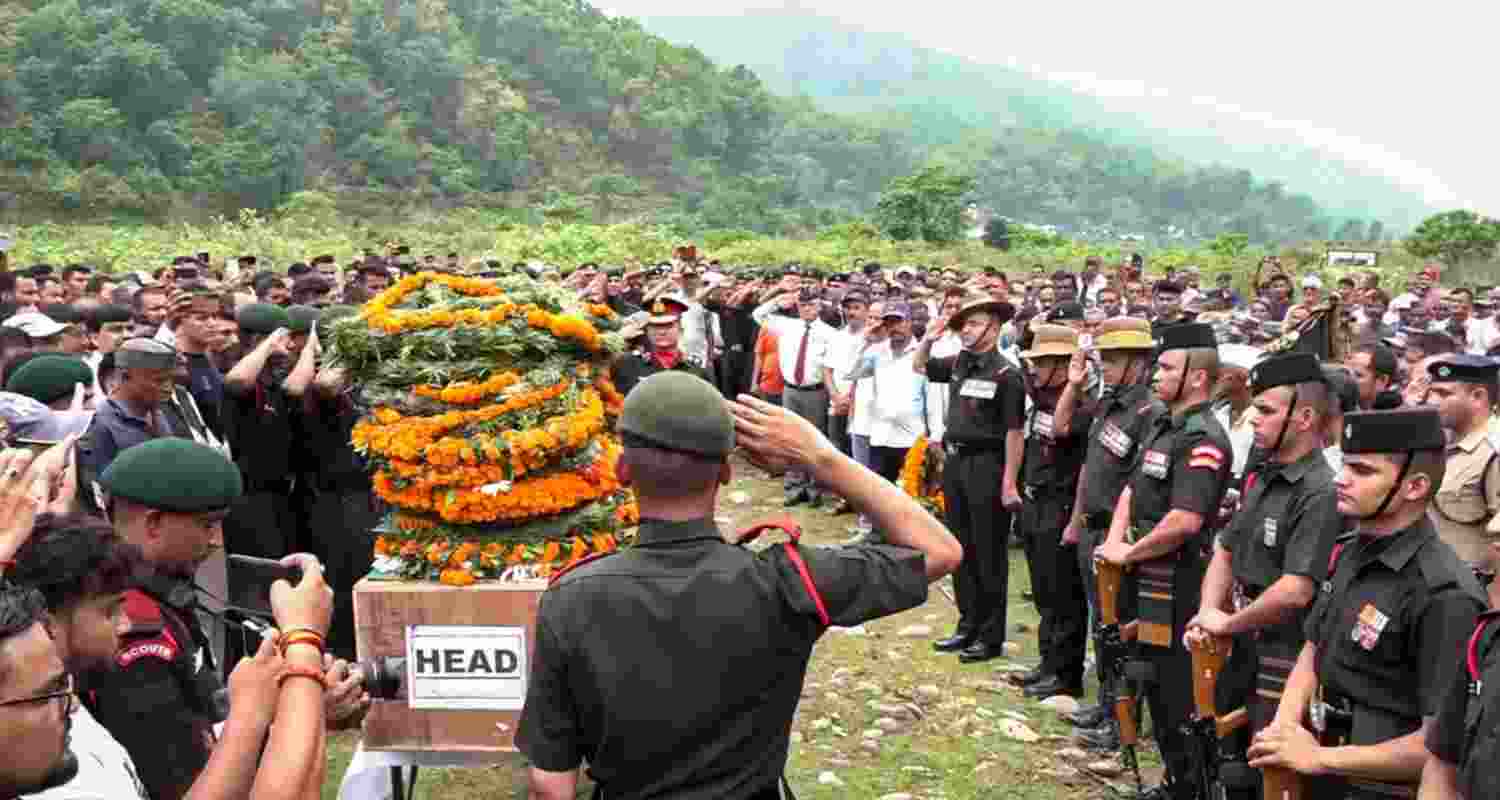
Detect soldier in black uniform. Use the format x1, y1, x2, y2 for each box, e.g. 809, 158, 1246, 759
608, 297, 707, 398
1010, 324, 1094, 698
515, 372, 961, 799
1187, 352, 1342, 793
1248, 408, 1484, 799
81, 438, 243, 800
1095, 322, 1235, 800
913, 296, 1024, 663
1423, 539, 1500, 799
1063, 316, 1162, 741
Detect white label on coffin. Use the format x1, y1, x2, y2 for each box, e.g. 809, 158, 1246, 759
406, 625, 528, 711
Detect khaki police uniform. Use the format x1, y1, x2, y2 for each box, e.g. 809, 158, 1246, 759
1431, 426, 1500, 565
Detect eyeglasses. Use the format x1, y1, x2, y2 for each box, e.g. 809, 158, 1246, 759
0, 674, 75, 715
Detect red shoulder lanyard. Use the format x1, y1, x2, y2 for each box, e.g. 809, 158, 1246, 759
737, 515, 832, 627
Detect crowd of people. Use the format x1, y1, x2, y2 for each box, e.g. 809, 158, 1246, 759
1, 232, 1499, 800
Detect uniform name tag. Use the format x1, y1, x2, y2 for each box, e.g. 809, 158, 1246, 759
1263, 517, 1279, 548
1142, 449, 1169, 479
1035, 411, 1055, 439
960, 379, 998, 399
1100, 422, 1133, 459
1351, 603, 1389, 651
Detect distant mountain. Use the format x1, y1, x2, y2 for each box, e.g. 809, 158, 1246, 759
640, 12, 1430, 233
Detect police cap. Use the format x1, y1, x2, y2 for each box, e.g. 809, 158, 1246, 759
1249, 352, 1324, 397
617, 371, 734, 458
237, 303, 292, 335
1156, 322, 1217, 353
1427, 354, 1499, 385
100, 439, 243, 513
115, 338, 176, 370
1343, 408, 1446, 455
5, 355, 93, 405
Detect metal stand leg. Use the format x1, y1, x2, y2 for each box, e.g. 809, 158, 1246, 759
388, 766, 419, 800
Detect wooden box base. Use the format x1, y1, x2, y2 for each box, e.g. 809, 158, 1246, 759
353, 578, 546, 752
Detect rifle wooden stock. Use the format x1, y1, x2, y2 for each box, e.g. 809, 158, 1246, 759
1096, 557, 1126, 626
1261, 766, 1303, 800
1189, 635, 1233, 720
1121, 620, 1138, 642
1115, 694, 1139, 747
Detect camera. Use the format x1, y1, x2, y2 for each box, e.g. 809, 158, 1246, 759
352, 656, 407, 701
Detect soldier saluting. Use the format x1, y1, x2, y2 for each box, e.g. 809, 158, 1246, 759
1248, 408, 1484, 799
608, 297, 706, 398
1095, 322, 1235, 800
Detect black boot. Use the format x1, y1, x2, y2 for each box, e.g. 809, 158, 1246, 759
1062, 702, 1110, 728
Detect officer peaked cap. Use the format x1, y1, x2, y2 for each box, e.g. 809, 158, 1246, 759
1426, 354, 1499, 385
1156, 322, 1217, 352
1250, 352, 1324, 397
1342, 408, 1445, 455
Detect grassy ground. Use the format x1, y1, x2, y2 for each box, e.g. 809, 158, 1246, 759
320, 460, 1159, 799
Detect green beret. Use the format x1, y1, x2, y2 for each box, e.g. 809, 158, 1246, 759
285, 304, 320, 334
5, 355, 93, 405
238, 303, 291, 334
617, 371, 734, 458
100, 439, 243, 512
115, 338, 176, 370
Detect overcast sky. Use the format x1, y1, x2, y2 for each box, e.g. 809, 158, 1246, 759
602, 0, 1499, 216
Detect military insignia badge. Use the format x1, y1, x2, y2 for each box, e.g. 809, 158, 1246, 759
652, 301, 667, 314
1263, 517, 1278, 548
1351, 603, 1389, 651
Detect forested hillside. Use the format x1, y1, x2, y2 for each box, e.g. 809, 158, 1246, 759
1, 0, 1343, 242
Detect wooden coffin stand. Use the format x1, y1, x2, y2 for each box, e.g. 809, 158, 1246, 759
353, 577, 547, 753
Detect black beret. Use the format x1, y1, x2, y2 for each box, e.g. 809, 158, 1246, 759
1250, 352, 1324, 397
1427, 354, 1499, 385
287, 263, 312, 277
1343, 408, 1446, 455
1321, 366, 1360, 414
617, 372, 734, 458
285, 305, 320, 334
5, 355, 92, 405
100, 439, 243, 512
237, 303, 292, 334
1156, 322, 1217, 352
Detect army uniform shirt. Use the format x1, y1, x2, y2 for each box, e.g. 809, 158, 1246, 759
1079, 383, 1161, 521
1218, 447, 1340, 646
1431, 426, 1500, 564
924, 349, 1025, 449
80, 582, 224, 800
1427, 609, 1500, 800
609, 350, 707, 398
1021, 391, 1094, 501
517, 518, 927, 800
1303, 517, 1482, 756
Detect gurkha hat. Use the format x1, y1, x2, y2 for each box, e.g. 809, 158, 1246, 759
646, 296, 689, 325
1093, 317, 1155, 351
1427, 354, 1499, 385
1249, 352, 1324, 397
1156, 322, 1217, 353
114, 338, 176, 370
100, 438, 243, 513
1342, 408, 1446, 455
1020, 323, 1079, 360
948, 296, 1016, 331
617, 371, 734, 458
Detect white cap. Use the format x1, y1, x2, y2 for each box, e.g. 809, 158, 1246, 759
1302, 275, 1323, 290
1219, 344, 1264, 372
2, 313, 67, 339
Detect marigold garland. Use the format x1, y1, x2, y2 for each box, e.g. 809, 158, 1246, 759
900, 436, 946, 515
352, 380, 573, 461
413, 371, 523, 405
375, 531, 623, 582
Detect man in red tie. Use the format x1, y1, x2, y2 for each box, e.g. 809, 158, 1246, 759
753, 286, 837, 506
608, 297, 707, 398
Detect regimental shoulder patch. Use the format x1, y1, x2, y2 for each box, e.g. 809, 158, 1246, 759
1188, 444, 1225, 471
117, 626, 180, 667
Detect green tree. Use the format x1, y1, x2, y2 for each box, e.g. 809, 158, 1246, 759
1207, 232, 1250, 258
981, 217, 1009, 250
1405, 210, 1500, 268
872, 166, 975, 243
1334, 219, 1365, 242
1366, 219, 1385, 242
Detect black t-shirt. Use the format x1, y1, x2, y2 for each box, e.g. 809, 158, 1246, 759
221, 377, 299, 484
1428, 610, 1500, 798
516, 518, 927, 799
925, 350, 1025, 449
1128, 402, 1234, 534
1305, 519, 1483, 743
610, 352, 708, 399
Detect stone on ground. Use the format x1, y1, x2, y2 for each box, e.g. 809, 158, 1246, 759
998, 718, 1041, 742
1040, 695, 1081, 715
1086, 759, 1125, 777
896, 624, 933, 639
817, 771, 844, 788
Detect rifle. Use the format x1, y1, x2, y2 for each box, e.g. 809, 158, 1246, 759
1184, 636, 1303, 800
1095, 557, 1143, 795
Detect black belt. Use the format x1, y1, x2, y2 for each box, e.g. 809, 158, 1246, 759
784, 383, 825, 391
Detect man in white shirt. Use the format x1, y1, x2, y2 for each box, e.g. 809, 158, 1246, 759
848, 303, 938, 482
823, 290, 871, 514
753, 286, 839, 506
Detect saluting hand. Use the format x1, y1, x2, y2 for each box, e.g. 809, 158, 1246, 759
1066, 350, 1088, 386
728, 394, 831, 474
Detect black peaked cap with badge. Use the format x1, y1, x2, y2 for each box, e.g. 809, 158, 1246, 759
617, 371, 734, 458
100, 438, 244, 513
1155, 322, 1217, 352
1342, 408, 1446, 455
1427, 354, 1500, 384
1250, 351, 1325, 397
115, 338, 176, 370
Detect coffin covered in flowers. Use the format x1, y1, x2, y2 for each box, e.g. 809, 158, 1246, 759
325, 271, 638, 584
